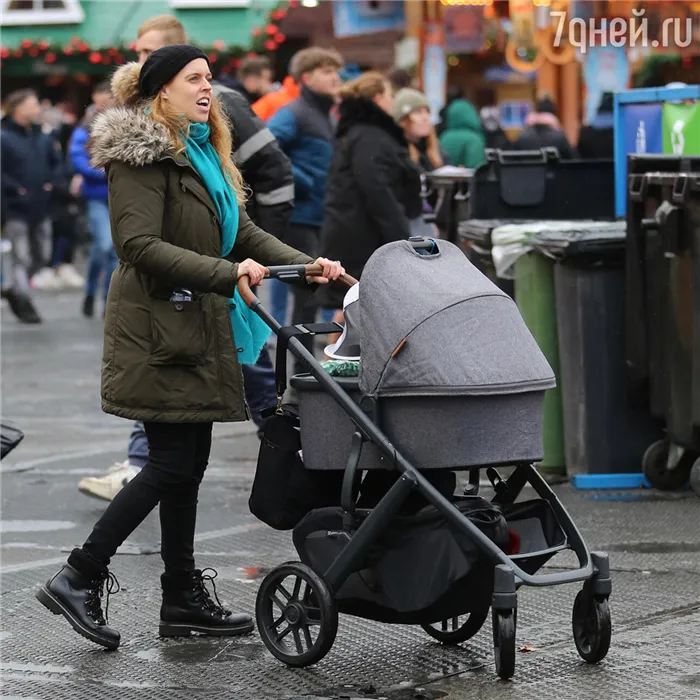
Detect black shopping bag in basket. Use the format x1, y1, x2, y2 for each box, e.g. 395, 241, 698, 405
249, 405, 343, 530
1, 420, 25, 459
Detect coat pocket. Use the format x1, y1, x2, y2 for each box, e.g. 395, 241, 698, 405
149, 298, 206, 366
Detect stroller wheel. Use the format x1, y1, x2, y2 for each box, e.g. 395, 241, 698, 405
255, 561, 337, 668
421, 607, 489, 644
572, 588, 611, 664
492, 609, 516, 680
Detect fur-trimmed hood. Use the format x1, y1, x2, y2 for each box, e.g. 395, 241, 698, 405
89, 62, 174, 169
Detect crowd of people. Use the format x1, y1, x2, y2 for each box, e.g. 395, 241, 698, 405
1, 27, 614, 326
0, 11, 619, 653
2, 18, 617, 501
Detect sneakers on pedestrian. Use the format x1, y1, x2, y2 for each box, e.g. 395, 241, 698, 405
78, 461, 140, 502
159, 568, 254, 638
30, 267, 61, 291
36, 548, 121, 650
56, 264, 84, 290
4, 290, 42, 324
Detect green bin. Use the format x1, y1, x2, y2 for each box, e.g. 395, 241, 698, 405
513, 252, 566, 474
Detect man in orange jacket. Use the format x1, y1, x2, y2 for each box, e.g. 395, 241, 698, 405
253, 74, 300, 121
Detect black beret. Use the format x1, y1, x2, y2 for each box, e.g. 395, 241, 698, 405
138, 44, 210, 99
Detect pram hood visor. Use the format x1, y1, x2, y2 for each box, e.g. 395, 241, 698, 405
358, 240, 556, 398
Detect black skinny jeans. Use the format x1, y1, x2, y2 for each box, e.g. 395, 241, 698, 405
83, 422, 212, 574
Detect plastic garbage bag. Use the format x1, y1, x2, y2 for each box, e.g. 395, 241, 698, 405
491, 220, 622, 279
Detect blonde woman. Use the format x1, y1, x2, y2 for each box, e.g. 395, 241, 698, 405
35, 45, 343, 650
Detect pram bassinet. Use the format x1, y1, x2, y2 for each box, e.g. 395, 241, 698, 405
239, 241, 612, 680
292, 240, 556, 471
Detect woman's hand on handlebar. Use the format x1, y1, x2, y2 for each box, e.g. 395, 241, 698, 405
237, 259, 267, 286
307, 257, 345, 284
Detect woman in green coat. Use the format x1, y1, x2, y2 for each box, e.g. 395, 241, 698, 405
36, 45, 344, 651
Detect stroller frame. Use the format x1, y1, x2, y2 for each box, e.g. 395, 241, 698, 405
241, 248, 612, 680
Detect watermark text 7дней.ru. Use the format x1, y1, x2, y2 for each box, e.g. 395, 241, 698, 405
552, 8, 693, 54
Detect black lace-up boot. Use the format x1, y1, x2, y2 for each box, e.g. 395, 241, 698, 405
36, 548, 121, 650
159, 568, 254, 637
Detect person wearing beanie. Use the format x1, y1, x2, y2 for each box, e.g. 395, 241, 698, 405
514, 96, 577, 159
35, 45, 344, 651
392, 88, 446, 236
78, 14, 295, 505
393, 88, 445, 172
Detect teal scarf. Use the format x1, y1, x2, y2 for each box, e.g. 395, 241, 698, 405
184, 122, 270, 365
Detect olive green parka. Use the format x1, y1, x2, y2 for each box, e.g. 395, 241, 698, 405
89, 63, 311, 423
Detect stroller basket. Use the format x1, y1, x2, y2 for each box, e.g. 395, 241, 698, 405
292, 497, 566, 625
293, 496, 507, 625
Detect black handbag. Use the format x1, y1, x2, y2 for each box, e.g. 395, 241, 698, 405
248, 404, 343, 531
1, 420, 25, 459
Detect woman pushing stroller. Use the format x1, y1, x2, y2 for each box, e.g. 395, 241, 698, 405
35, 45, 344, 650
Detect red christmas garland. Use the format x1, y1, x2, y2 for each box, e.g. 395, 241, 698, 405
0, 1, 294, 70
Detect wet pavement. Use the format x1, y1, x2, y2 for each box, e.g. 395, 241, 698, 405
2, 291, 700, 700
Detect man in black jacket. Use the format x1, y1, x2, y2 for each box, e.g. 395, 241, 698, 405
1, 89, 61, 324
78, 15, 294, 501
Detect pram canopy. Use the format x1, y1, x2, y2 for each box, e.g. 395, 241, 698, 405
358, 240, 556, 399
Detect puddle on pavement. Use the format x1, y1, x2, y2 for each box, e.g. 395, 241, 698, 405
136, 638, 263, 664
0, 520, 75, 533
604, 542, 700, 554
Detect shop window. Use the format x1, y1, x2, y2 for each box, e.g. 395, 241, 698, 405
168, 0, 251, 8
1, 0, 84, 25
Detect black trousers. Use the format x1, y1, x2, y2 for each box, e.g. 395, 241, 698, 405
285, 223, 320, 373
83, 422, 212, 573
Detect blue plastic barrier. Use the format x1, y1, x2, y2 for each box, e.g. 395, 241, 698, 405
613, 85, 700, 217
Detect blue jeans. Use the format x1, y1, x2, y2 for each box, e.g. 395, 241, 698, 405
269, 278, 289, 327
127, 421, 149, 469
85, 200, 117, 302
127, 347, 278, 467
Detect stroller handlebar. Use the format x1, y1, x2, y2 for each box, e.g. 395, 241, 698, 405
237, 263, 358, 308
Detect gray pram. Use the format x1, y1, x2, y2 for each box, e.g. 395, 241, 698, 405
240, 237, 612, 680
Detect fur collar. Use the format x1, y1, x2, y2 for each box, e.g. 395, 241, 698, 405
89, 106, 173, 169
336, 98, 407, 145
89, 62, 174, 169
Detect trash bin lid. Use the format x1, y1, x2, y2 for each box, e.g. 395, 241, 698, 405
458, 219, 525, 246
491, 220, 621, 247
490, 220, 624, 278
530, 221, 627, 260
